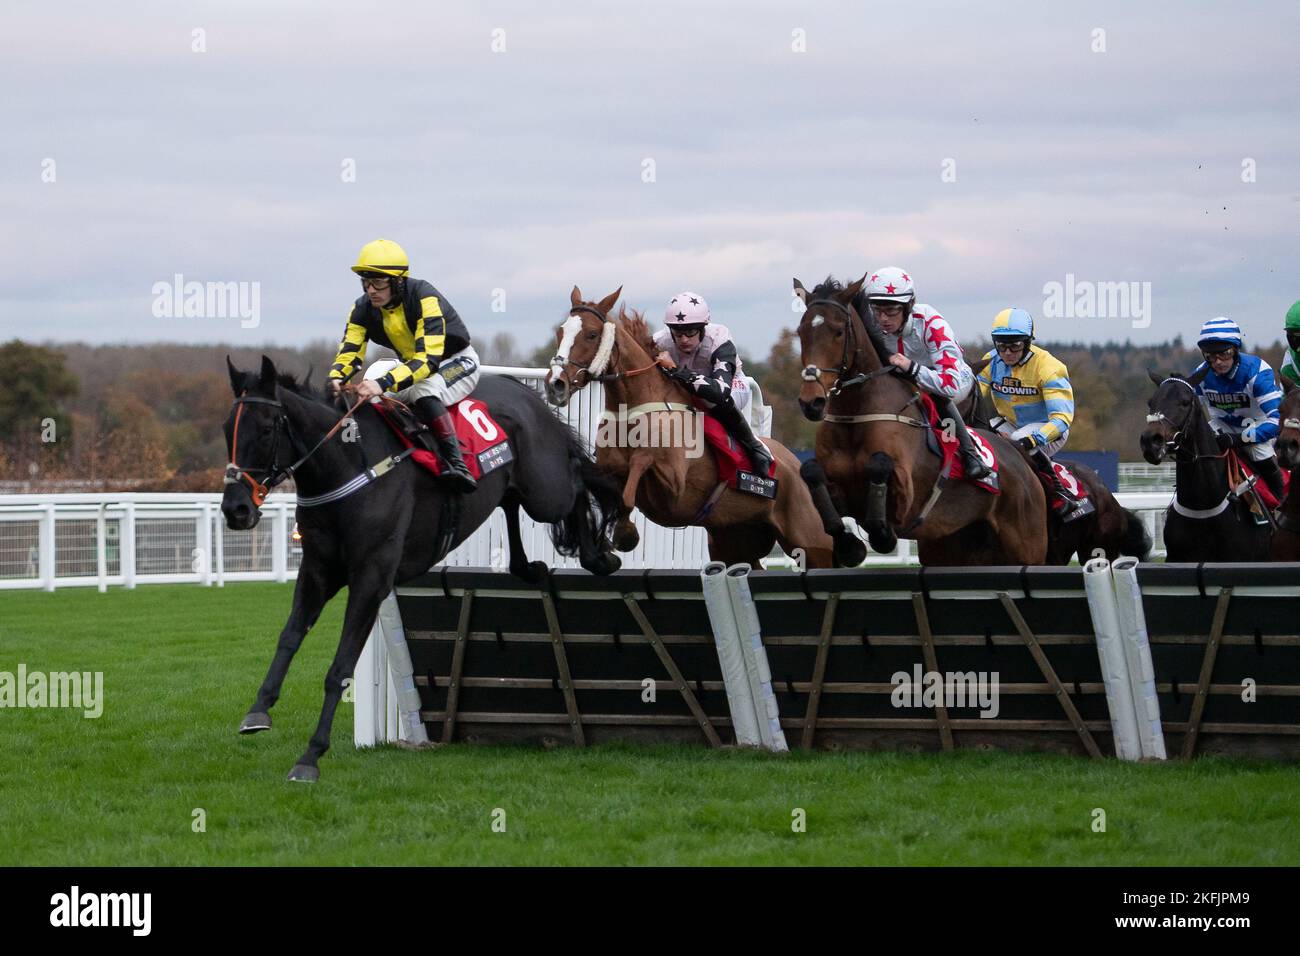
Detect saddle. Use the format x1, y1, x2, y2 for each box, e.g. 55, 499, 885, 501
700, 414, 777, 499
370, 397, 513, 481
1228, 450, 1289, 515
917, 393, 1000, 494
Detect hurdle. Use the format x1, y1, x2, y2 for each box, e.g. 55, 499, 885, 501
357, 563, 1300, 759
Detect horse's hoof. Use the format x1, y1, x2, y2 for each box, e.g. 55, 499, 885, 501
836, 536, 868, 567
239, 712, 272, 734
584, 552, 622, 575
613, 529, 640, 552
512, 560, 549, 584
287, 764, 319, 783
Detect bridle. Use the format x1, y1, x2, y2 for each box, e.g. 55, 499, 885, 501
1145, 377, 1225, 462
550, 305, 667, 387
800, 298, 894, 397
224, 390, 368, 507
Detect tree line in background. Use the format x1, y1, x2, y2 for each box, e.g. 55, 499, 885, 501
2, 331, 1289, 492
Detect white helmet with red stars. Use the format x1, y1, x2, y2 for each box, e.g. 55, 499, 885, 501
864, 267, 916, 307
664, 292, 711, 327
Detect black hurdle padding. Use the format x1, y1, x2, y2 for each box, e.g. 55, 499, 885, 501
390, 564, 1300, 757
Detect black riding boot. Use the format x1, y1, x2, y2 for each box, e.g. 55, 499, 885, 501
712, 400, 775, 477
1252, 454, 1286, 502
938, 398, 990, 480
414, 397, 477, 493
1032, 449, 1085, 521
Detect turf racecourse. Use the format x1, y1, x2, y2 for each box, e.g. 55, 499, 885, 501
1, 583, 1297, 867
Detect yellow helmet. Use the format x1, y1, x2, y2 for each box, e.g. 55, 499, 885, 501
351, 239, 410, 278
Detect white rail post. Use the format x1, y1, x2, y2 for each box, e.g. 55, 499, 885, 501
40, 502, 56, 592
96, 503, 108, 593
215, 510, 225, 588
199, 501, 214, 586
122, 501, 136, 589
272, 501, 288, 583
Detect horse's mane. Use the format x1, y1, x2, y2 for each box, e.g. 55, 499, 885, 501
808, 275, 887, 362
617, 305, 658, 356
267, 367, 331, 405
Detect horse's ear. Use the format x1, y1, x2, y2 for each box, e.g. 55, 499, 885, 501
303, 363, 315, 393
844, 272, 869, 300
596, 286, 622, 316
1146, 368, 1164, 386
259, 354, 277, 389
226, 355, 243, 396
1187, 365, 1208, 386
969, 356, 992, 378
1282, 373, 1299, 395
570, 285, 582, 308
793, 278, 808, 304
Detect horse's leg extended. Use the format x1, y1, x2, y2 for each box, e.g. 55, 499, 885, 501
610, 454, 652, 552
864, 452, 899, 554
772, 454, 835, 568
288, 561, 396, 782
240, 556, 344, 734
503, 493, 549, 583
798, 459, 866, 566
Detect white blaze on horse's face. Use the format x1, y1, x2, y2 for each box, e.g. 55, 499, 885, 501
810, 316, 824, 329
552, 315, 584, 381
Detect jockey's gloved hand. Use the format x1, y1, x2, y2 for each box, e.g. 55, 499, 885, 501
1016, 436, 1035, 452
897, 357, 919, 380
1215, 432, 1235, 452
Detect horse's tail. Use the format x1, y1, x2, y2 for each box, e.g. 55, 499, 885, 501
550, 425, 622, 557
1122, 508, 1154, 560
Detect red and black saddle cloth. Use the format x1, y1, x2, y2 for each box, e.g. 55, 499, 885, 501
1037, 460, 1092, 514
369, 397, 513, 480
917, 393, 1000, 494
700, 414, 778, 499
1228, 449, 1289, 511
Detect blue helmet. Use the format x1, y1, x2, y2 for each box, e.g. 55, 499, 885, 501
1197, 316, 1243, 348
991, 308, 1035, 340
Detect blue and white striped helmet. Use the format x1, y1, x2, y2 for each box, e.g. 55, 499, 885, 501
1197, 316, 1243, 348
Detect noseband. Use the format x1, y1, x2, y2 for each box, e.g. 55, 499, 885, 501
1145, 377, 1221, 460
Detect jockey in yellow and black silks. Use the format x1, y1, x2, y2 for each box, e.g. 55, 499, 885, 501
328, 238, 480, 492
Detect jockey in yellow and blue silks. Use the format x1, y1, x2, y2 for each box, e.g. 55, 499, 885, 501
1191, 316, 1285, 500
976, 308, 1086, 520
328, 239, 480, 492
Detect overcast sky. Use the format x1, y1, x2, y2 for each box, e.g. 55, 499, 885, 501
3, 0, 1298, 362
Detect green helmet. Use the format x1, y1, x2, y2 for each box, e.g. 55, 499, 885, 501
1286, 300, 1300, 331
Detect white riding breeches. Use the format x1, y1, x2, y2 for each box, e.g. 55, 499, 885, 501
365, 345, 481, 406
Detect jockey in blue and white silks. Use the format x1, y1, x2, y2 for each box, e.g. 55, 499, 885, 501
1191, 316, 1285, 499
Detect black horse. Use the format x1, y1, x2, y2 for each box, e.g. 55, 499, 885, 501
222, 356, 623, 782
1140, 369, 1271, 561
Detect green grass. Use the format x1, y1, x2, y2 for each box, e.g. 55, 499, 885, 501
0, 583, 1296, 866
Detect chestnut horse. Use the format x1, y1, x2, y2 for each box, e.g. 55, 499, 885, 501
794, 275, 1047, 566
545, 286, 835, 569
1271, 380, 1300, 560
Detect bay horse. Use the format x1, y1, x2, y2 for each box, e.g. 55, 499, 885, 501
962, 358, 1152, 565
1270, 380, 1300, 560
222, 356, 623, 781
1139, 369, 1271, 561
544, 287, 835, 569
793, 275, 1047, 566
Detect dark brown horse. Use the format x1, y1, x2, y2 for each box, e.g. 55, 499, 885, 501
1140, 370, 1272, 562
1271, 380, 1300, 560
794, 275, 1047, 566
962, 359, 1152, 564
546, 286, 835, 569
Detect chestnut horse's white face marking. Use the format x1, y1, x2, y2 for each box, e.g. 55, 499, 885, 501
551, 315, 583, 379
810, 316, 824, 329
